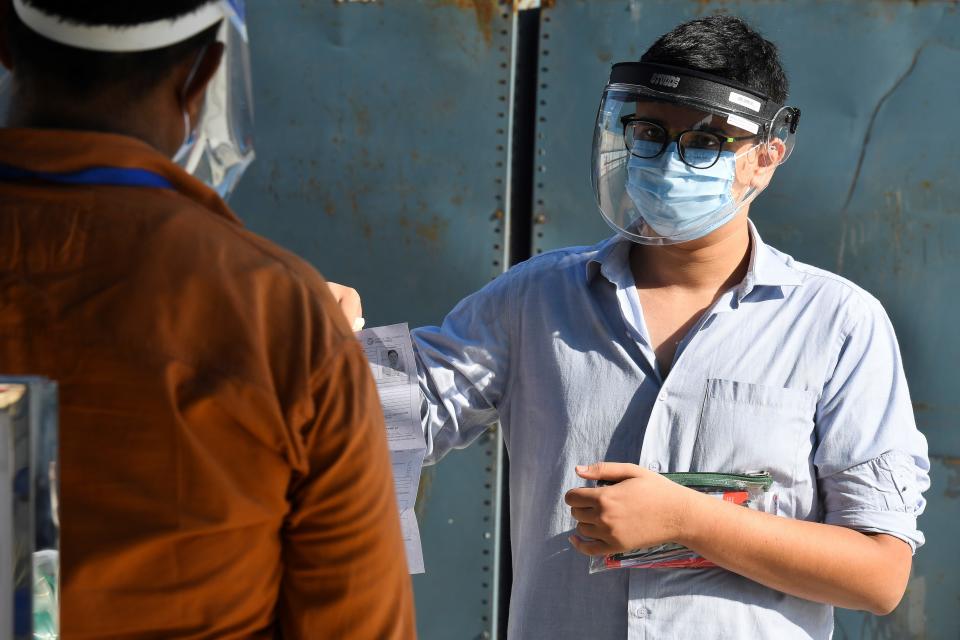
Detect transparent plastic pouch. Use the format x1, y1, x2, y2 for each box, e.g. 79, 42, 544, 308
588, 471, 776, 574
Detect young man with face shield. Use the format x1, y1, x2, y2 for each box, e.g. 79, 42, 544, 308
335, 15, 930, 639
0, 1, 414, 638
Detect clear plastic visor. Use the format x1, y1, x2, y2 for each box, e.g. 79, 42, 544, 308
592, 86, 776, 245
178, 3, 255, 200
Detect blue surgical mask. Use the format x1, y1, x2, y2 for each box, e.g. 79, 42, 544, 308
625, 142, 737, 241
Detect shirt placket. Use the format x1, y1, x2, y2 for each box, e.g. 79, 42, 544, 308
622, 287, 737, 462
616, 285, 740, 637
627, 568, 653, 640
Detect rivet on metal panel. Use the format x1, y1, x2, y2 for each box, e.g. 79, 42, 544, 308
493, 209, 505, 220
534, 213, 548, 225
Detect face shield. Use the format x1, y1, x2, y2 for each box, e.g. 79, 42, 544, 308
592, 62, 800, 245
2, 0, 254, 200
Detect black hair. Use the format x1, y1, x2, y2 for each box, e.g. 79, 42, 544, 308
6, 1, 221, 99
641, 15, 789, 104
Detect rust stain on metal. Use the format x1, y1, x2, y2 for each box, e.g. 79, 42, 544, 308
690, 0, 790, 15
415, 215, 449, 245
347, 97, 372, 138
415, 467, 434, 519
433, 0, 499, 43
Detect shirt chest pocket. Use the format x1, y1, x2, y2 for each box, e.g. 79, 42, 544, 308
691, 379, 817, 482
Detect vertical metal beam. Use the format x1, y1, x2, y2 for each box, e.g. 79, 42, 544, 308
494, 5, 542, 637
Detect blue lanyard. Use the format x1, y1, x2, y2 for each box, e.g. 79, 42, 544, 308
0, 163, 174, 190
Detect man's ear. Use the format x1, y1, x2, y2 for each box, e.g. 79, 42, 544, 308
749, 139, 785, 189
179, 41, 224, 125
760, 138, 786, 168
0, 0, 15, 71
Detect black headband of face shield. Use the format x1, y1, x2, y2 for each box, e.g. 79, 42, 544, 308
608, 62, 796, 127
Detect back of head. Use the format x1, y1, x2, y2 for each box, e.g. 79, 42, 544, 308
5, 0, 221, 100
641, 15, 789, 104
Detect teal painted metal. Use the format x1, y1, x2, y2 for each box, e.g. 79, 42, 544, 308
532, 1, 960, 637
232, 2, 513, 637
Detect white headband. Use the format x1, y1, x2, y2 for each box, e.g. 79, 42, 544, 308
12, 0, 230, 52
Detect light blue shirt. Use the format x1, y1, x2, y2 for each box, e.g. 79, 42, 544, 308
412, 222, 929, 640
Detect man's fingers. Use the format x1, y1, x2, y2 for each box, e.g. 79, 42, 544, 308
568, 534, 614, 557
575, 462, 645, 482
564, 488, 599, 508
575, 521, 603, 539
326, 282, 363, 330
570, 506, 597, 523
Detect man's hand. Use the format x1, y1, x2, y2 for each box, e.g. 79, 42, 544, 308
568, 463, 913, 615
564, 462, 695, 556
326, 282, 365, 331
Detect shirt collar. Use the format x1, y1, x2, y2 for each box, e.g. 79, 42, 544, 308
740, 220, 804, 298
0, 128, 241, 225
586, 220, 804, 300
585, 234, 633, 287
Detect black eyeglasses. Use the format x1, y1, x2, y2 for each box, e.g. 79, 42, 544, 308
621, 116, 759, 169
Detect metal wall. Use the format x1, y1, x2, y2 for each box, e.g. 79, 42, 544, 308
531, 1, 959, 638
234, 0, 958, 637
233, 2, 513, 638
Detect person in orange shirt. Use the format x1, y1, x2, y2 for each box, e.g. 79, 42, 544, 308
0, 1, 415, 638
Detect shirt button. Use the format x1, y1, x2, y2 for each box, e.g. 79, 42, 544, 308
647, 462, 661, 472
631, 606, 649, 619
657, 391, 667, 401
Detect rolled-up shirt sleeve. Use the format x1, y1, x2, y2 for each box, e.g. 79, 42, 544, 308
412, 269, 518, 465
814, 293, 930, 552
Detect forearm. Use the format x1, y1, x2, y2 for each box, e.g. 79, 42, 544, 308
413, 331, 501, 465
677, 491, 912, 615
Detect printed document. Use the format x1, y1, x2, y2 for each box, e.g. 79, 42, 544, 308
358, 322, 426, 574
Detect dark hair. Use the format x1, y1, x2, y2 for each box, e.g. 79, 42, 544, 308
6, 1, 220, 99
641, 15, 789, 104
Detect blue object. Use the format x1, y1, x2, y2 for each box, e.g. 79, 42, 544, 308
625, 146, 736, 240
14, 588, 31, 636
0, 164, 174, 190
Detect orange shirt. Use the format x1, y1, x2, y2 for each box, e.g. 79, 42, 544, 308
0, 129, 415, 639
